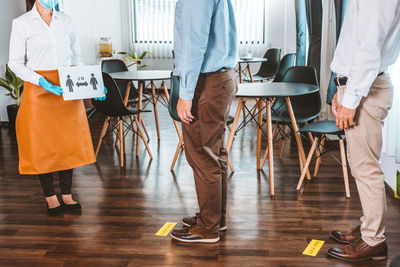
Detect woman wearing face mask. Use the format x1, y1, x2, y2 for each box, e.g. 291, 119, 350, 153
9, 0, 105, 216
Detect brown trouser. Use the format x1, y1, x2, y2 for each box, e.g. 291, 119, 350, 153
338, 74, 393, 247
182, 69, 237, 234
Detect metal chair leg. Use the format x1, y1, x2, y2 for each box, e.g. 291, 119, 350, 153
313, 134, 326, 177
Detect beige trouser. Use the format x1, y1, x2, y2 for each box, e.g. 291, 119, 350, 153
337, 74, 393, 247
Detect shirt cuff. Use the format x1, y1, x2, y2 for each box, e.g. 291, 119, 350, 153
341, 89, 363, 109
179, 84, 195, 100
32, 73, 43, 86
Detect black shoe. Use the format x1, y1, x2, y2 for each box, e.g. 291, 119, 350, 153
182, 213, 227, 231
47, 205, 64, 216
60, 197, 82, 213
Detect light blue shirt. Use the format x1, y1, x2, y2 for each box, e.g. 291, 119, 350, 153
173, 0, 238, 100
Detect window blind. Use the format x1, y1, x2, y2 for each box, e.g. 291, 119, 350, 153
132, 0, 269, 59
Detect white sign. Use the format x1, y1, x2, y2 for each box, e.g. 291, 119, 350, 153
59, 65, 105, 101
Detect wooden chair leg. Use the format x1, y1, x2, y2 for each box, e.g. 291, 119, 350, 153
134, 117, 152, 159
261, 125, 278, 168
228, 155, 234, 173
339, 139, 351, 198
141, 119, 150, 142
118, 118, 124, 168
278, 125, 286, 159
95, 117, 110, 157
297, 137, 319, 190
314, 135, 326, 177
171, 137, 184, 171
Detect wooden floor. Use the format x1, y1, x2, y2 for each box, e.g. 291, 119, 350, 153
0, 100, 399, 267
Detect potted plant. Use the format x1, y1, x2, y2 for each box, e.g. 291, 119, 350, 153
118, 50, 154, 70
0, 64, 23, 131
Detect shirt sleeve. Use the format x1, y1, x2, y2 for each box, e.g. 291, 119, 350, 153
341, 0, 398, 109
8, 19, 42, 85
69, 19, 84, 66
173, 0, 215, 100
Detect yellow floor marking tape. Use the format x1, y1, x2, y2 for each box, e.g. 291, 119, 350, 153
155, 222, 177, 236
302, 239, 325, 257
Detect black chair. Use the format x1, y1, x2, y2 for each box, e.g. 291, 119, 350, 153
297, 120, 350, 198
102, 59, 151, 141
262, 66, 321, 161
92, 72, 152, 167
272, 53, 296, 82
244, 48, 281, 82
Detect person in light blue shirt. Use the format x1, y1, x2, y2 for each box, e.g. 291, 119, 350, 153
170, 0, 238, 243
174, 0, 238, 104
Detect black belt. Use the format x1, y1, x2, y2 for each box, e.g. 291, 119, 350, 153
200, 67, 231, 77
334, 72, 385, 86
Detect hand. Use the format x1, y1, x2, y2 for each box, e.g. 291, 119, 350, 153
331, 93, 338, 117
177, 98, 194, 124
336, 105, 356, 130
39, 77, 63, 96
94, 86, 107, 101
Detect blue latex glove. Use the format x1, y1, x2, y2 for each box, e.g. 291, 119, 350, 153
39, 77, 63, 96
94, 87, 107, 101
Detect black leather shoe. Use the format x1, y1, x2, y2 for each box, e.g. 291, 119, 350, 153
47, 205, 64, 216
60, 197, 82, 213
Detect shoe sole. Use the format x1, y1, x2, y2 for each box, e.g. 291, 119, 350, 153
329, 233, 353, 245
327, 251, 387, 262
182, 222, 227, 231
170, 233, 220, 243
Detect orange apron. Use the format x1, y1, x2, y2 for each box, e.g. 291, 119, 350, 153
16, 70, 96, 175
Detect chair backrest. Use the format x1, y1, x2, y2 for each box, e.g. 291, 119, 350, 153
91, 72, 130, 117
273, 53, 296, 82
101, 59, 130, 96
101, 59, 128, 73
256, 48, 281, 78
274, 66, 321, 122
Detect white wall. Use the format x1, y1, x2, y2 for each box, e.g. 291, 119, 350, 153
0, 0, 25, 121
63, 0, 129, 65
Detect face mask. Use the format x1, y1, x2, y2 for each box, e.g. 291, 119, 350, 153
39, 0, 59, 10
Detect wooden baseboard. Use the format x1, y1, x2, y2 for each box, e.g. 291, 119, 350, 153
0, 121, 9, 127
386, 182, 400, 207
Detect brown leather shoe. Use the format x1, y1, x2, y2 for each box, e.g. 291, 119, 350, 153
327, 238, 387, 262
330, 225, 361, 244
182, 213, 227, 231
170, 225, 220, 243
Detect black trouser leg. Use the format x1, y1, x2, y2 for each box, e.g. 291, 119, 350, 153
38, 173, 56, 197
58, 169, 73, 195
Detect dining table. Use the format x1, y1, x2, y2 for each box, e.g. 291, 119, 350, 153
226, 82, 320, 196
110, 70, 182, 155
237, 57, 268, 83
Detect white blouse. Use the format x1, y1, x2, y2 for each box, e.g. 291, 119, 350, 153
8, 4, 83, 85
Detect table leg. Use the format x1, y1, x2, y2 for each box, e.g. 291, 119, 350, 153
151, 81, 161, 140
162, 82, 182, 140
256, 100, 264, 169
136, 82, 143, 157
227, 98, 244, 153
285, 97, 311, 180
266, 100, 275, 195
